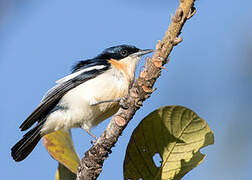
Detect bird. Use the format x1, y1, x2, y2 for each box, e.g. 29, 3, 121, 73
11, 44, 153, 162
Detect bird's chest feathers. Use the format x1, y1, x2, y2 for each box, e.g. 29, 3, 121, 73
64, 68, 129, 109
94, 68, 129, 100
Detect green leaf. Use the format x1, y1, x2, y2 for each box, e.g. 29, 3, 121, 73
123, 106, 214, 180
55, 163, 76, 180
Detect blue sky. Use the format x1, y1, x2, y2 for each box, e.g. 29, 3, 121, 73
1, 0, 252, 179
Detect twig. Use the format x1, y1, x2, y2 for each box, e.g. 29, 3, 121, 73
77, 0, 196, 179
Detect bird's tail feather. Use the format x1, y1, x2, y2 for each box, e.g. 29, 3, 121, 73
11, 121, 44, 162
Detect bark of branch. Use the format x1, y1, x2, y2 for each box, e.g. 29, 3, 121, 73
77, 0, 196, 179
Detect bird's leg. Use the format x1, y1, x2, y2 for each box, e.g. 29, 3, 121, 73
90, 97, 130, 109
90, 98, 121, 106
82, 128, 97, 139
81, 124, 97, 144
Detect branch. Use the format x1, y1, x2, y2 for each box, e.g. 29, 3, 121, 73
77, 0, 196, 179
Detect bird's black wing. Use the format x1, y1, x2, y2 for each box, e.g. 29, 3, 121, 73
19, 59, 110, 131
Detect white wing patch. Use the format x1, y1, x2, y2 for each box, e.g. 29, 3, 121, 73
55, 65, 106, 84
41, 64, 106, 102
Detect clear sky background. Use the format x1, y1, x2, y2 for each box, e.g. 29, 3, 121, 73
1, 0, 252, 179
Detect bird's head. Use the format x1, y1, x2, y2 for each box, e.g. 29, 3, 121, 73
72, 44, 153, 73
96, 44, 153, 61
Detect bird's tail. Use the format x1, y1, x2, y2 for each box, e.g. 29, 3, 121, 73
11, 121, 44, 162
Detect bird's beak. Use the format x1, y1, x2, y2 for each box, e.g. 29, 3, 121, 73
131, 49, 153, 57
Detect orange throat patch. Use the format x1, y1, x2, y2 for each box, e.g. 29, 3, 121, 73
108, 58, 130, 81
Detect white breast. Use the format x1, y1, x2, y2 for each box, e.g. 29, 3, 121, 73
41, 68, 129, 134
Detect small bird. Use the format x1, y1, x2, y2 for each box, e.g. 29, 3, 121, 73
11, 44, 152, 162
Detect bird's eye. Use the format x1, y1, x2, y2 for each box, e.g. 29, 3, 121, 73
120, 50, 128, 57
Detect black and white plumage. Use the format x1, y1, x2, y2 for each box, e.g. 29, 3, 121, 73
11, 44, 153, 162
